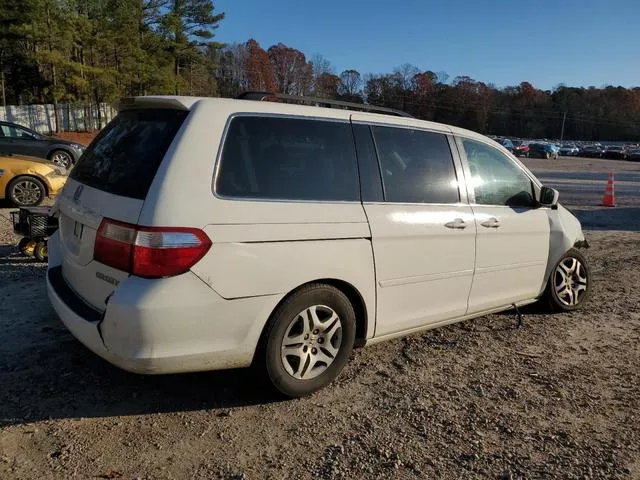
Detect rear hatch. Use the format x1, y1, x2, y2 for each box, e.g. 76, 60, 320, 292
54, 107, 189, 311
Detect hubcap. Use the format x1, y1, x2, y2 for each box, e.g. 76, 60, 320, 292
13, 180, 42, 205
554, 257, 588, 306
52, 152, 71, 168
281, 305, 343, 380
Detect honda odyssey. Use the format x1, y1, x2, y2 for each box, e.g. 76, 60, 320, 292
47, 93, 591, 397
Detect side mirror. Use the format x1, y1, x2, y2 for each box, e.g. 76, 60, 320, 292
538, 186, 559, 207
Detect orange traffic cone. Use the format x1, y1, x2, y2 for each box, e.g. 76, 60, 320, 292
601, 172, 616, 207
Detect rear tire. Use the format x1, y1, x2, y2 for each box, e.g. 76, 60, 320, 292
8, 176, 46, 206
544, 248, 591, 312
49, 149, 73, 168
260, 283, 356, 398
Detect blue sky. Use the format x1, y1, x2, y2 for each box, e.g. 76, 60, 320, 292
212, 0, 639, 91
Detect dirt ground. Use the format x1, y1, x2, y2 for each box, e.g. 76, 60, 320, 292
0, 158, 639, 479
51, 131, 97, 146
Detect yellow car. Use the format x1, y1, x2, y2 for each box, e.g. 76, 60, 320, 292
0, 154, 68, 206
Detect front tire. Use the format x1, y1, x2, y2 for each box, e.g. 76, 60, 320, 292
261, 284, 356, 398
8, 176, 46, 206
544, 248, 591, 312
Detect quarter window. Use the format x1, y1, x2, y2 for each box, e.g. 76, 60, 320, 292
462, 139, 534, 207
216, 116, 359, 202
371, 126, 459, 204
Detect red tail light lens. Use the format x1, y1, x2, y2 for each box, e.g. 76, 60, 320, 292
132, 228, 212, 278
94, 220, 136, 272
94, 219, 211, 278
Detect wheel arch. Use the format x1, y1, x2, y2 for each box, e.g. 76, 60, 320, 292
47, 147, 75, 164
255, 278, 370, 361
317, 278, 369, 347
540, 204, 588, 295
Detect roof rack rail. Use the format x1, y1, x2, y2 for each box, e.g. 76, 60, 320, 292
235, 91, 414, 118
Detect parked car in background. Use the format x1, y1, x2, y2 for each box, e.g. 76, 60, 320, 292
602, 145, 627, 160
46, 94, 591, 398
528, 143, 558, 159
558, 144, 579, 156
627, 149, 640, 161
494, 138, 515, 153
580, 145, 604, 158
0, 154, 68, 206
512, 140, 530, 157
0, 121, 85, 168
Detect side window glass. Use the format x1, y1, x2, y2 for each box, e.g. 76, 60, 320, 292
16, 127, 35, 139
217, 116, 360, 201
1, 125, 18, 138
371, 126, 459, 204
0, 125, 34, 139
462, 139, 534, 207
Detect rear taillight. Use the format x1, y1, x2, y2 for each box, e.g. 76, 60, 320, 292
94, 219, 211, 278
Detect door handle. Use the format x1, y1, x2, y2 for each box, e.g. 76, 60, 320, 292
481, 217, 500, 228
444, 218, 467, 229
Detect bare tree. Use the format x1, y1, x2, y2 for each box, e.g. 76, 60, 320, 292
310, 53, 333, 77
393, 63, 419, 91
339, 69, 362, 97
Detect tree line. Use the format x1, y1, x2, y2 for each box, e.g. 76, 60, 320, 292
0, 0, 223, 127
1, 0, 639, 140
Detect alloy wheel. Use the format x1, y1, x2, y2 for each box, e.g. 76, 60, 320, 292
12, 180, 43, 205
51, 151, 72, 168
280, 305, 343, 380
554, 257, 589, 306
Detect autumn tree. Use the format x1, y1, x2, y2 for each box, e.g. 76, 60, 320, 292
411, 70, 438, 119
2, 20, 640, 141
268, 43, 312, 95
315, 73, 340, 99
245, 39, 274, 91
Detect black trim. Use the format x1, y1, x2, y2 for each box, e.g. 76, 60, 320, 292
48, 266, 103, 322
235, 91, 414, 118
352, 124, 384, 202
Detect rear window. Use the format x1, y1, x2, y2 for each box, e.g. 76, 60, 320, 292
216, 116, 359, 201
70, 109, 188, 199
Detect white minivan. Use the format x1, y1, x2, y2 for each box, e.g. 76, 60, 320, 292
47, 94, 591, 397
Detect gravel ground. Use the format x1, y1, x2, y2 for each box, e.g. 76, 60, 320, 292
1, 158, 639, 480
